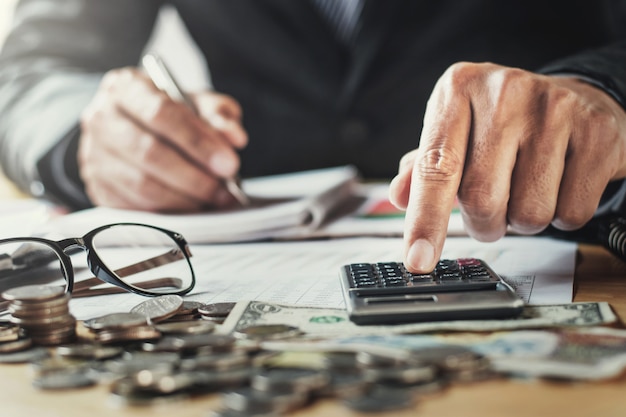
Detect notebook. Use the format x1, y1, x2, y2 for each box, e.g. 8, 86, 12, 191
41, 166, 360, 243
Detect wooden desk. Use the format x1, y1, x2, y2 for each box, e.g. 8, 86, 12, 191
0, 243, 625, 417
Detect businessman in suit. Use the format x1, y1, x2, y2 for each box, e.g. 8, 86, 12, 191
1, 0, 626, 273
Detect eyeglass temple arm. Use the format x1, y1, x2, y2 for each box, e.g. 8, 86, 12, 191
109, 249, 187, 279
73, 249, 187, 292
72, 277, 184, 298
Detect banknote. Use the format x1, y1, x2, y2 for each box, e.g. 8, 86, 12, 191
260, 328, 626, 381
219, 300, 617, 337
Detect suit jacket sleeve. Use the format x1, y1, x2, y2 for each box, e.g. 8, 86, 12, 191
0, 0, 162, 209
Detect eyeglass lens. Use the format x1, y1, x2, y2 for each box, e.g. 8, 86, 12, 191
89, 224, 193, 294
0, 240, 68, 296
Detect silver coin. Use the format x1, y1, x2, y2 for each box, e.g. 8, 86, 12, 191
0, 337, 32, 353
234, 324, 302, 340
104, 352, 180, 375
55, 343, 123, 360
198, 302, 236, 317
162, 313, 199, 322
109, 377, 190, 406
129, 369, 196, 394
154, 320, 215, 335
322, 351, 358, 371
362, 363, 438, 385
0, 346, 48, 363
143, 333, 236, 353
322, 372, 367, 398
191, 368, 253, 390
200, 315, 226, 324
411, 345, 483, 371
355, 351, 422, 368
83, 312, 148, 331
177, 300, 204, 315
2, 285, 65, 302
32, 370, 96, 390
251, 367, 330, 394
30, 356, 89, 376
179, 351, 250, 372
130, 295, 184, 323
342, 385, 415, 413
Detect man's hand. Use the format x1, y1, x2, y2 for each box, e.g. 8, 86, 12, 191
78, 67, 248, 212
389, 62, 626, 273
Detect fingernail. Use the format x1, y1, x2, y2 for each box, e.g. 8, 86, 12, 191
209, 153, 238, 177
407, 239, 436, 272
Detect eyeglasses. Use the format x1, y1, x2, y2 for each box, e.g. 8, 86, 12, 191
0, 223, 196, 303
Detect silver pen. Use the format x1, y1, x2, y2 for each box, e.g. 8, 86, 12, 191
141, 52, 250, 206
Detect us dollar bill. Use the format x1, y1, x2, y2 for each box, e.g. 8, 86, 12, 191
219, 300, 617, 337
267, 328, 626, 381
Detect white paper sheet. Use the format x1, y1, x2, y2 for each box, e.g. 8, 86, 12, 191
67, 236, 576, 320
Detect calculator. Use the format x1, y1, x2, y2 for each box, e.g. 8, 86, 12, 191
339, 258, 524, 325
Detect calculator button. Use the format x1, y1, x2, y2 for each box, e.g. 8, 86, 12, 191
439, 273, 463, 281
344, 259, 501, 295
457, 258, 481, 266
467, 274, 493, 282
409, 274, 434, 283
383, 279, 406, 287
354, 281, 378, 288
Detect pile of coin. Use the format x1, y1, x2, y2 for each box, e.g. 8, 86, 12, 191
0, 290, 496, 415
2, 284, 76, 346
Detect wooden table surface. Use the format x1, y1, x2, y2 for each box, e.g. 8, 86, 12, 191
1, 173, 626, 417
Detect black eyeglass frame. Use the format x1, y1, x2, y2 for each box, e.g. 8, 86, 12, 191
0, 222, 196, 297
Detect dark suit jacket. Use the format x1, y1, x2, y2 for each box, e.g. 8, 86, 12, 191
1, 0, 626, 213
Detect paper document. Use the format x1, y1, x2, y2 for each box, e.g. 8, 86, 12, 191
67, 236, 576, 320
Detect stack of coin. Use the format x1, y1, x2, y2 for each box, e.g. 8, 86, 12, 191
410, 345, 495, 383
83, 312, 160, 344
130, 294, 185, 324
162, 300, 204, 322
198, 302, 236, 324
29, 353, 98, 390
2, 284, 76, 346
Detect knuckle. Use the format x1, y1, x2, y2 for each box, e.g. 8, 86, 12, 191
133, 133, 162, 165
414, 146, 464, 182
508, 208, 553, 233
553, 208, 594, 231
101, 67, 138, 92
588, 107, 619, 135
218, 94, 241, 113
458, 186, 503, 223
146, 94, 176, 124
442, 61, 497, 92
547, 84, 579, 113
442, 62, 477, 93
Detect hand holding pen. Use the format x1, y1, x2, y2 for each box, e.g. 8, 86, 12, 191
77, 53, 249, 211
142, 52, 249, 206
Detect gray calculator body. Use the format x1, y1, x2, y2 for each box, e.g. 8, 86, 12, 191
339, 259, 524, 325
